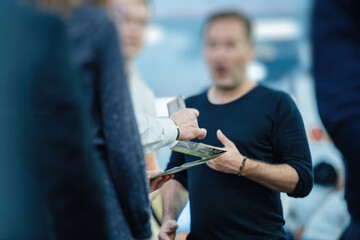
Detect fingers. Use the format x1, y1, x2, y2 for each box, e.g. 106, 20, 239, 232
157, 175, 172, 189
159, 220, 178, 240
149, 176, 163, 192
189, 108, 200, 117
158, 232, 171, 240
217, 129, 234, 148
149, 174, 174, 192
172, 108, 208, 141
197, 128, 207, 140
147, 170, 162, 179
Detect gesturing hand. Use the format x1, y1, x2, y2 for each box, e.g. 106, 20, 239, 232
206, 130, 244, 174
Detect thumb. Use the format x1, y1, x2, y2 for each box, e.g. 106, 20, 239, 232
217, 129, 234, 148
197, 128, 207, 140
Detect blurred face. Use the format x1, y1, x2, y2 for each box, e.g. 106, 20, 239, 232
205, 18, 254, 90
111, 0, 149, 61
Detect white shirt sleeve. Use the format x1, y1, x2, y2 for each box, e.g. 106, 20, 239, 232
136, 114, 178, 154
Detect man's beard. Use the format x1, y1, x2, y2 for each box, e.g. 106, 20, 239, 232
214, 76, 244, 91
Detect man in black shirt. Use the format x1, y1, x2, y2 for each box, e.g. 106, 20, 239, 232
159, 11, 313, 240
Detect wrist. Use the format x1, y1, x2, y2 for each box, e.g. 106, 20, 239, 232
172, 120, 180, 140
232, 154, 244, 175
240, 158, 257, 177
162, 218, 176, 226
161, 214, 176, 224
236, 156, 247, 176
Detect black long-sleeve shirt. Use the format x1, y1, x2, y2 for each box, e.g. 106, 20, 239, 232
167, 85, 313, 240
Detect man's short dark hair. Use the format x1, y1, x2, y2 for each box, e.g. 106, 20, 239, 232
204, 10, 252, 41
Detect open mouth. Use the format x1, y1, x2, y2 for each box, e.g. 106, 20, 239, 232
214, 64, 229, 78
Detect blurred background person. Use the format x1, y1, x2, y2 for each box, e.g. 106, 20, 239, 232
160, 11, 313, 240
0, 0, 108, 239
312, 0, 360, 239
110, 0, 161, 172
285, 161, 349, 240
109, 0, 182, 238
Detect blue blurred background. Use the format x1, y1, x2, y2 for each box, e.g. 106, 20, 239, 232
136, 0, 311, 97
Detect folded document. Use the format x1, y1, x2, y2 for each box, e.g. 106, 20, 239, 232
151, 141, 226, 179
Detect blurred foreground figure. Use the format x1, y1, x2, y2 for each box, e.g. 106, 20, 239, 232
312, 0, 360, 239
65, 1, 152, 239
0, 0, 108, 239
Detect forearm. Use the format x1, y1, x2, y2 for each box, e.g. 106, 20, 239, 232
136, 114, 177, 154
145, 152, 159, 171
161, 180, 189, 222
242, 159, 299, 194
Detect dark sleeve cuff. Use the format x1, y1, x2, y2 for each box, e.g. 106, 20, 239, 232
287, 162, 314, 198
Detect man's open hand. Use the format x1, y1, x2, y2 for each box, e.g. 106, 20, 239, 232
206, 130, 243, 174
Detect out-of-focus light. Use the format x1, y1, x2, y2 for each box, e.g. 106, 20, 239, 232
146, 24, 165, 46
254, 19, 301, 41
248, 61, 267, 82
256, 44, 277, 61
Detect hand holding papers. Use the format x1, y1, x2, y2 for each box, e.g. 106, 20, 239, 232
148, 170, 174, 192
150, 97, 216, 179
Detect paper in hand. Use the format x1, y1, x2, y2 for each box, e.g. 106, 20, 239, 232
150, 141, 226, 179
167, 96, 186, 116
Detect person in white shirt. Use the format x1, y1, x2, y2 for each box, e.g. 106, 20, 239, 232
108, 0, 209, 191
110, 0, 160, 171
